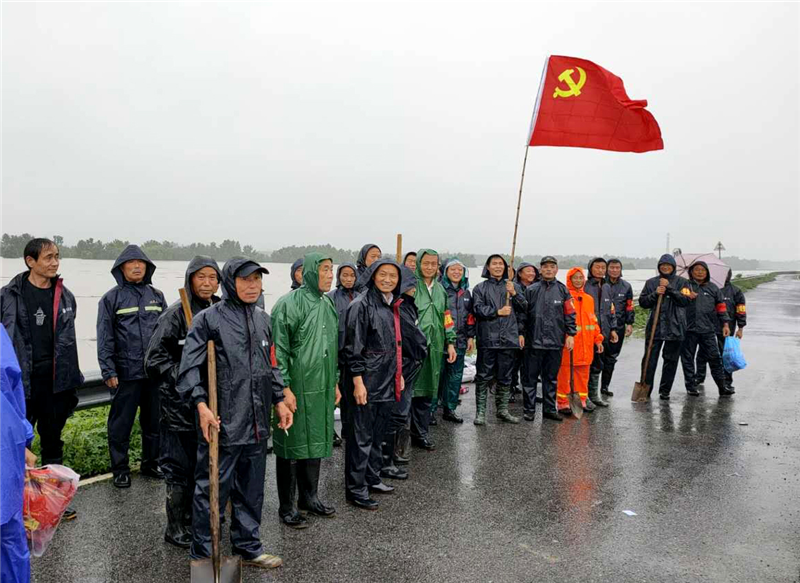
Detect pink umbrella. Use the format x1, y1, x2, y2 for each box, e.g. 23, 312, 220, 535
674, 253, 730, 288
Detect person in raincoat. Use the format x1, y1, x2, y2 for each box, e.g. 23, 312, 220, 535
510, 262, 539, 402
327, 262, 357, 446
144, 256, 221, 548
680, 261, 732, 398
354, 244, 382, 292
431, 258, 475, 424
601, 259, 634, 397
289, 258, 304, 290
271, 253, 341, 529
411, 250, 457, 447
584, 258, 618, 410
177, 256, 293, 570
342, 259, 405, 510
556, 268, 604, 414
1, 326, 38, 583
97, 244, 167, 488
472, 254, 527, 425
402, 251, 417, 271
638, 254, 693, 400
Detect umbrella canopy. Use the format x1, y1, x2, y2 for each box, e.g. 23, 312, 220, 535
674, 253, 730, 287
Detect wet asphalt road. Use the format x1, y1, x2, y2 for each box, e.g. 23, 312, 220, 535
32, 276, 800, 583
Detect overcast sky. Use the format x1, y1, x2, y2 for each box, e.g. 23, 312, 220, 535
2, 2, 798, 260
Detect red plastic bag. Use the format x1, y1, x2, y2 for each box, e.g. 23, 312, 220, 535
23, 464, 80, 557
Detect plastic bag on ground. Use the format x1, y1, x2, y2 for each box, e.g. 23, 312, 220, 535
723, 336, 747, 373
23, 464, 80, 557
462, 355, 477, 383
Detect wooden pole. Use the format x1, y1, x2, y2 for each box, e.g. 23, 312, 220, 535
506, 147, 530, 304
396, 234, 403, 263
207, 341, 220, 581
178, 288, 193, 327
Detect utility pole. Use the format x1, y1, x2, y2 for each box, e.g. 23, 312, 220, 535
714, 241, 725, 259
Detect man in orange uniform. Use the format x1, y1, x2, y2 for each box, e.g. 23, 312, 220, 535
556, 268, 604, 414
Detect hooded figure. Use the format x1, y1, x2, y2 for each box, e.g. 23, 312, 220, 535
555, 268, 604, 413
97, 244, 167, 486
327, 261, 358, 445
583, 258, 617, 409
354, 244, 382, 292
679, 261, 731, 397
271, 253, 340, 528
402, 251, 417, 271
510, 262, 538, 399
513, 262, 540, 289
1, 327, 35, 583
341, 258, 405, 509
600, 259, 635, 396
410, 249, 457, 448
471, 254, 527, 425
290, 258, 304, 290
176, 256, 289, 569
638, 254, 694, 399
144, 255, 221, 548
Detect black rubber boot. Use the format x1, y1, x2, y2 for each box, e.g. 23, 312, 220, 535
395, 427, 411, 465
297, 459, 336, 517
276, 457, 307, 528
164, 484, 192, 548
380, 432, 409, 480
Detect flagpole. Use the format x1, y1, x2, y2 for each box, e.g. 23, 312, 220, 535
509, 145, 530, 270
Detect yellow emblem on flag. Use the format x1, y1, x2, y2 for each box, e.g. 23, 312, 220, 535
553, 67, 587, 98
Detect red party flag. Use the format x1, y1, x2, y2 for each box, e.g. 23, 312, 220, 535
528, 55, 664, 153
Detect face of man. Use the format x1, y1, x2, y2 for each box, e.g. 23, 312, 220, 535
339, 267, 356, 290
446, 263, 464, 285
488, 257, 506, 279
235, 272, 263, 303
608, 263, 622, 280
365, 247, 382, 268
591, 261, 607, 279
420, 254, 439, 280
191, 267, 219, 300
659, 263, 674, 276
374, 264, 399, 293
519, 266, 535, 285
404, 255, 417, 270
318, 260, 334, 293
540, 263, 558, 280
570, 271, 585, 290
25, 244, 60, 279
293, 267, 303, 285
121, 259, 146, 283
691, 264, 708, 282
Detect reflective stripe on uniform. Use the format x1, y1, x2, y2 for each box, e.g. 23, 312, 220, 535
116, 307, 139, 315
144, 306, 163, 312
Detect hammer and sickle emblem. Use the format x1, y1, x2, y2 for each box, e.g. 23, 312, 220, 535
553, 67, 587, 98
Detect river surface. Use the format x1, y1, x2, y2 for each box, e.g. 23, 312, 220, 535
0, 257, 768, 372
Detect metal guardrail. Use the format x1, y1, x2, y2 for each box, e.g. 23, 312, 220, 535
76, 371, 112, 411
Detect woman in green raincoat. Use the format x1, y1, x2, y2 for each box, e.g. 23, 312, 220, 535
271, 253, 341, 528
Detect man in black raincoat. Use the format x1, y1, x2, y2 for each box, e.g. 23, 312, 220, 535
472, 255, 527, 425
510, 262, 539, 402
638, 254, 693, 399
354, 244, 382, 292
342, 258, 405, 509
680, 261, 733, 397
584, 258, 618, 409
601, 259, 634, 397
289, 258, 304, 290
97, 245, 167, 488
1, 238, 83, 519
177, 256, 292, 570
144, 256, 221, 548
328, 262, 357, 446
402, 252, 417, 271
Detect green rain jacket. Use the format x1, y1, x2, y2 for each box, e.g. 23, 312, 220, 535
271, 253, 339, 459
413, 249, 457, 398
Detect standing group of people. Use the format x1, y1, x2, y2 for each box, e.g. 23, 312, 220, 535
0, 238, 748, 577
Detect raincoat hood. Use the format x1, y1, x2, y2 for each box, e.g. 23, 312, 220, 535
183, 255, 221, 305
300, 252, 332, 296
566, 267, 586, 295
221, 256, 268, 305
111, 245, 156, 286
290, 258, 304, 290
357, 258, 402, 296
587, 257, 607, 281
400, 266, 417, 295
725, 268, 733, 285
335, 262, 357, 290
688, 260, 711, 284
442, 258, 469, 291
414, 248, 440, 282
657, 253, 678, 278
357, 244, 381, 271
481, 254, 509, 280
513, 262, 539, 286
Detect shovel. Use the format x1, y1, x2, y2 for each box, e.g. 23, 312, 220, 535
190, 341, 242, 583
568, 351, 583, 419
632, 293, 664, 403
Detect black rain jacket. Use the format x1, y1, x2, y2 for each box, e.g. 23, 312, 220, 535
97, 245, 167, 382
639, 254, 692, 341
327, 262, 358, 355
176, 256, 285, 447
290, 258, 304, 290
354, 243, 381, 293
399, 266, 429, 386
685, 261, 729, 334
523, 278, 577, 350
585, 258, 618, 339
441, 258, 476, 351
605, 260, 635, 328
720, 269, 747, 332
1, 272, 83, 398
472, 255, 527, 349
145, 256, 221, 431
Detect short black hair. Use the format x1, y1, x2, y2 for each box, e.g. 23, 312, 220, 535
24, 238, 58, 264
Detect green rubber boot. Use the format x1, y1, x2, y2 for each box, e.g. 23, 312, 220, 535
495, 385, 521, 424
474, 382, 488, 426
588, 373, 608, 407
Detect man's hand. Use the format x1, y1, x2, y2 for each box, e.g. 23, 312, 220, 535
565, 336, 575, 351
197, 402, 221, 444
275, 401, 294, 432
596, 342, 604, 354
105, 377, 119, 389
505, 281, 516, 296
447, 344, 457, 364
25, 448, 37, 468
735, 328, 743, 339
659, 278, 670, 288
688, 291, 698, 300
722, 323, 731, 337
467, 338, 475, 353
519, 335, 525, 349
625, 324, 633, 337
283, 387, 297, 413
401, 376, 406, 392
334, 384, 341, 405
610, 330, 619, 344
498, 305, 512, 317
353, 376, 368, 405
656, 285, 667, 296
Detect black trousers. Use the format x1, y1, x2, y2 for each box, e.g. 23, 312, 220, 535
522, 348, 561, 415
642, 338, 682, 396
510, 349, 526, 390
107, 378, 160, 475
190, 440, 268, 560
160, 427, 197, 488
388, 381, 414, 435
26, 371, 77, 465
694, 334, 733, 385
475, 348, 515, 386
601, 329, 626, 389
410, 397, 432, 440
344, 400, 392, 500
681, 331, 726, 391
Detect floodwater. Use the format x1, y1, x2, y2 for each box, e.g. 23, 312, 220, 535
0, 257, 768, 372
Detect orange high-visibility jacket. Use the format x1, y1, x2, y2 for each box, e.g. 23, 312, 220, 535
561, 267, 604, 366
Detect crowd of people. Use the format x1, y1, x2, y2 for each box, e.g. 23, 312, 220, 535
0, 237, 748, 577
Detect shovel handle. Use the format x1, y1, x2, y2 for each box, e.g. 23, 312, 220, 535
640, 293, 664, 384
179, 288, 193, 328
569, 350, 575, 395
207, 341, 221, 582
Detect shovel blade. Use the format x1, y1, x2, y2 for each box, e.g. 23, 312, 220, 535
569, 393, 584, 419
632, 382, 650, 403
191, 556, 242, 583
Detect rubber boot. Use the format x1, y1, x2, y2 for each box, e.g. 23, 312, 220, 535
380, 432, 409, 480
297, 459, 336, 516
495, 385, 520, 424
394, 427, 411, 465
164, 484, 192, 548
588, 373, 608, 408
474, 382, 488, 426
276, 457, 307, 528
